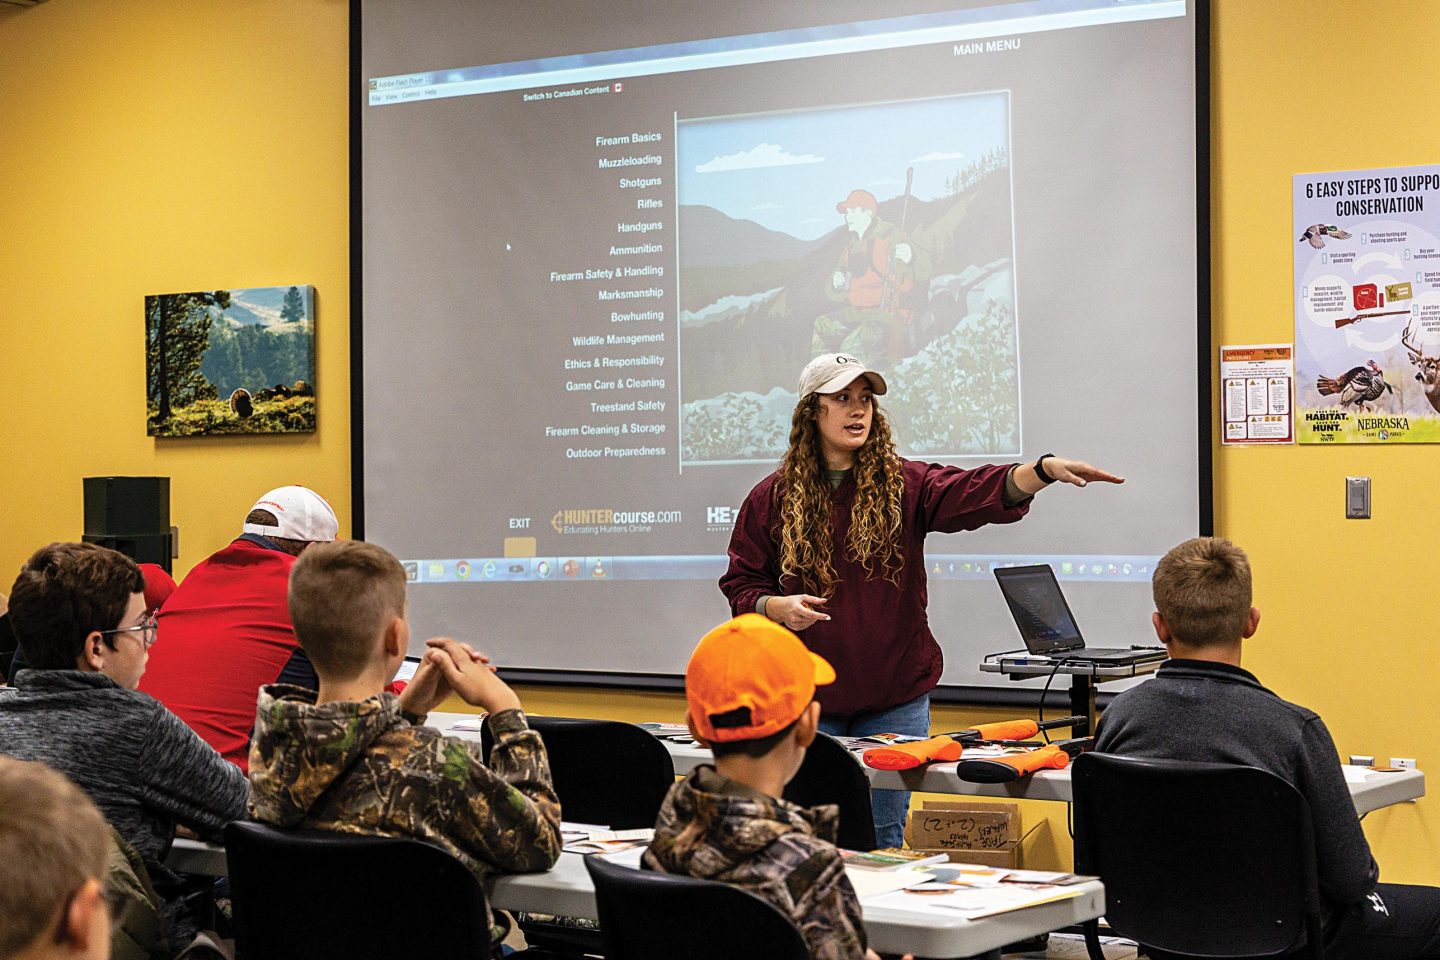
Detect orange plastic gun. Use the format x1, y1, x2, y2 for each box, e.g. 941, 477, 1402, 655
944, 715, 1085, 744
862, 735, 963, 771
957, 719, 1040, 742
954, 744, 1070, 783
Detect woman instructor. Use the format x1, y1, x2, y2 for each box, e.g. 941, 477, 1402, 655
719, 353, 1123, 847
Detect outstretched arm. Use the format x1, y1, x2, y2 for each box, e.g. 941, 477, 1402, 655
1010, 456, 1124, 497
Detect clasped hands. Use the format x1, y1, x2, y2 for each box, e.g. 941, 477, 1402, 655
398, 637, 522, 717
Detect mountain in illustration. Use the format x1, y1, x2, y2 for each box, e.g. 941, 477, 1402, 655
679, 205, 828, 269
678, 168, 1017, 401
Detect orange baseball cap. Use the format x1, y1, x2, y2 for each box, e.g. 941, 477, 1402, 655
835, 188, 878, 214
686, 614, 836, 743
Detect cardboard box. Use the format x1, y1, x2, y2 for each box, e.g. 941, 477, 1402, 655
903, 800, 1040, 869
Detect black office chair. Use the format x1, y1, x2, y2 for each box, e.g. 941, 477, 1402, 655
225, 822, 495, 960
1071, 753, 1325, 960
483, 716, 676, 956
783, 731, 877, 851
0, 613, 19, 683
483, 715, 676, 829
586, 852, 811, 959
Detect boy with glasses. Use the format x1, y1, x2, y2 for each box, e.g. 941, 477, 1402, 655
0, 542, 247, 949
0, 757, 112, 960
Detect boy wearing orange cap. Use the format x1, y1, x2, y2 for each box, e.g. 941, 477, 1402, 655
645, 614, 904, 960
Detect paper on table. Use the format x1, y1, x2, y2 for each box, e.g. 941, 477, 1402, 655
560, 825, 655, 855
1342, 765, 1373, 784
559, 821, 610, 844
844, 866, 934, 901
598, 845, 647, 868
448, 717, 487, 732
864, 883, 1084, 919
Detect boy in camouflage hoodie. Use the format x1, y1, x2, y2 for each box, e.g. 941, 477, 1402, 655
247, 540, 562, 910
644, 614, 909, 960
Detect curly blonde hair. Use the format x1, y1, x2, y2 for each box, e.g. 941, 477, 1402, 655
773, 393, 906, 597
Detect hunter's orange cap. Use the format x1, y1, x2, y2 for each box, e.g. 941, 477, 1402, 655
686, 614, 835, 743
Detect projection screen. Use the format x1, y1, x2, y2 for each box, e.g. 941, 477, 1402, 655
356, 0, 1209, 693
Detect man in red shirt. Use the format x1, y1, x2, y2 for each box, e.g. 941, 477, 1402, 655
139, 485, 338, 771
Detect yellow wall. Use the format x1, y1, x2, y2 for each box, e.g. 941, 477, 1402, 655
2, 0, 1435, 880
0, 0, 351, 579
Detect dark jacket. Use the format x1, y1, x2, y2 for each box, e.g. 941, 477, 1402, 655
247, 685, 562, 881
1095, 658, 1379, 909
644, 766, 867, 960
0, 669, 249, 952
720, 459, 1028, 716
0, 670, 249, 871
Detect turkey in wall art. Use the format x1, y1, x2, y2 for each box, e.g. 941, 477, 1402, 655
145, 285, 316, 437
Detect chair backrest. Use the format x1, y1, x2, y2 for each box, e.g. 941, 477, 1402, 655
586, 854, 811, 960
224, 822, 491, 960
484, 715, 676, 829
1071, 753, 1324, 959
782, 731, 877, 851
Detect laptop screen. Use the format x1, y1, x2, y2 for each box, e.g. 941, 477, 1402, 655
993, 565, 1085, 654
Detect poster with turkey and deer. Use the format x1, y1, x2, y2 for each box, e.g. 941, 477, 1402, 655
145, 285, 316, 437
1295, 163, 1440, 443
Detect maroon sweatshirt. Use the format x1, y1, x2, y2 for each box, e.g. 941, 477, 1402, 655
719, 460, 1029, 717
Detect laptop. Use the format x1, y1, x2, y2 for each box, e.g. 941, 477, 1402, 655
992, 564, 1166, 665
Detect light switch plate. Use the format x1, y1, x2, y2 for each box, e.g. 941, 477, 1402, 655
1346, 477, 1371, 519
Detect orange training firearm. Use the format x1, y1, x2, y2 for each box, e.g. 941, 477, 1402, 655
955, 743, 1072, 783
862, 735, 963, 771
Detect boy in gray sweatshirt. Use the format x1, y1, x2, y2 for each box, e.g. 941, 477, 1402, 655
0, 542, 248, 948
1096, 537, 1440, 960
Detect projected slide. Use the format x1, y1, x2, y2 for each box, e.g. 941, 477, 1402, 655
360, 0, 1202, 682
678, 93, 1018, 465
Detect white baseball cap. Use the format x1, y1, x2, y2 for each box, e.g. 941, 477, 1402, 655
242, 486, 338, 542
798, 353, 888, 398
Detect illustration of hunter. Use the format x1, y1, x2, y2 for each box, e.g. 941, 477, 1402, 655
816, 174, 932, 363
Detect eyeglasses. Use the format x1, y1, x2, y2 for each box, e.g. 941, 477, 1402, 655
97, 615, 158, 649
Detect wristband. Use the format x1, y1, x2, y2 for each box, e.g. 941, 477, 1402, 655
1034, 454, 1057, 485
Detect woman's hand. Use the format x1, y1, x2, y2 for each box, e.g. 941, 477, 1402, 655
764, 594, 831, 632
1013, 457, 1124, 495
1043, 457, 1124, 487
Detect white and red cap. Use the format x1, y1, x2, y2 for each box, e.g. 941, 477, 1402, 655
798, 353, 888, 398
242, 486, 338, 542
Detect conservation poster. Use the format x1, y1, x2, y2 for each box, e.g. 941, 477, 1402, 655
1294, 164, 1440, 443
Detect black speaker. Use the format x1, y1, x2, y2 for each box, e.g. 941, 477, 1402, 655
82, 477, 172, 573
80, 533, 173, 571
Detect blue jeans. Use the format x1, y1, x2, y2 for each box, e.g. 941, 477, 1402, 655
819, 693, 931, 850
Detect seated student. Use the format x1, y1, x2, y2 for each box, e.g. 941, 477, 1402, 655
1095, 537, 1440, 960
139, 485, 338, 771
645, 614, 910, 960
0, 757, 113, 960
7, 565, 173, 682
246, 539, 562, 903
0, 543, 249, 951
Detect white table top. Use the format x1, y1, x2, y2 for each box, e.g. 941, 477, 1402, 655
427, 712, 1426, 815
491, 850, 1105, 959
166, 837, 1101, 959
